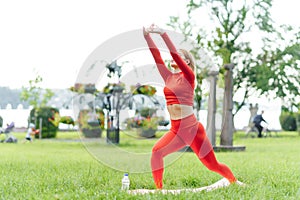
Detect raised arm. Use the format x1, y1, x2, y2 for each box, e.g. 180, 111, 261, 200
143, 27, 171, 82
160, 32, 195, 82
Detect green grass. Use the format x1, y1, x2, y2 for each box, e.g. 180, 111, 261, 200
1, 130, 300, 199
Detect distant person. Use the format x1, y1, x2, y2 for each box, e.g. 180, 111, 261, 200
0, 122, 17, 143
5, 122, 15, 133
253, 110, 267, 138
24, 123, 39, 143
0, 122, 15, 133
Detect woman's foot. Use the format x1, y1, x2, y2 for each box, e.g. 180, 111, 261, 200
235, 180, 246, 186
206, 178, 230, 191
206, 178, 246, 191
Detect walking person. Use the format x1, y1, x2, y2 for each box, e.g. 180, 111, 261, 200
253, 110, 267, 138
143, 24, 243, 189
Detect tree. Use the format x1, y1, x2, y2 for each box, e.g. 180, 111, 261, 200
247, 26, 300, 107
20, 74, 54, 127
168, 0, 300, 145
20, 75, 54, 108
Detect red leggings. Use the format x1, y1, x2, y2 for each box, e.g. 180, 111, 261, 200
151, 114, 236, 189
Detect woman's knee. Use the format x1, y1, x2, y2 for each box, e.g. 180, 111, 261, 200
152, 145, 163, 157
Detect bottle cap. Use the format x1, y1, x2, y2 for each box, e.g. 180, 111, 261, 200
124, 173, 128, 176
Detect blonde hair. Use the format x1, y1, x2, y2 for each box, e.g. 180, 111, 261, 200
178, 49, 195, 72
179, 49, 197, 88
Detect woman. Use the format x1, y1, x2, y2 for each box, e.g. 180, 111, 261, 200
143, 24, 243, 189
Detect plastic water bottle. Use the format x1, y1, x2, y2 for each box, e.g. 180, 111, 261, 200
121, 173, 130, 190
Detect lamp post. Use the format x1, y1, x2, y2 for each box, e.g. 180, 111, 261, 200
106, 88, 123, 144
105, 60, 122, 144
105, 60, 132, 144
206, 66, 219, 146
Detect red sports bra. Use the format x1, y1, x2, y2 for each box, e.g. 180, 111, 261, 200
144, 32, 195, 106
163, 72, 194, 106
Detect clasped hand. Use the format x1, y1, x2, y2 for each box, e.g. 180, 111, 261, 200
143, 24, 165, 35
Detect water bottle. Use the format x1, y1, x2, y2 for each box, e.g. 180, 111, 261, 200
121, 173, 130, 190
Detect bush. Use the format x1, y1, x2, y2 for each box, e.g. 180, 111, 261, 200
279, 112, 297, 131
140, 107, 156, 118
29, 107, 59, 138
131, 85, 157, 96
296, 112, 300, 135
77, 109, 104, 138
60, 116, 75, 126
0, 116, 3, 128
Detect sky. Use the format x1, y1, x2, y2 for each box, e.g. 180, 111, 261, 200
0, 0, 299, 90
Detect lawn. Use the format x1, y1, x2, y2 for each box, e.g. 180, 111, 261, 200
0, 130, 299, 199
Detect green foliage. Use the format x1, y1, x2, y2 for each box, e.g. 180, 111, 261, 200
139, 107, 156, 118
102, 82, 125, 94
168, 0, 300, 114
297, 112, 300, 135
249, 40, 300, 106
59, 116, 75, 126
21, 75, 55, 138
20, 74, 54, 108
131, 85, 157, 96
48, 111, 60, 127
125, 108, 161, 135
70, 83, 97, 94
279, 111, 297, 131
77, 109, 104, 138
77, 109, 104, 130
0, 116, 2, 127
29, 107, 59, 138
125, 116, 159, 130
297, 114, 300, 135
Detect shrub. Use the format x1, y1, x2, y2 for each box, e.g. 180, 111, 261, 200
0, 116, 3, 128
125, 116, 159, 130
279, 111, 297, 131
78, 109, 104, 129
70, 83, 97, 94
29, 107, 59, 138
60, 116, 75, 126
140, 107, 157, 118
131, 84, 157, 96
296, 112, 300, 135
77, 109, 104, 138
103, 82, 125, 94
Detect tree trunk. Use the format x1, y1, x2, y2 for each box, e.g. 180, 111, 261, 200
220, 64, 234, 146
206, 70, 219, 146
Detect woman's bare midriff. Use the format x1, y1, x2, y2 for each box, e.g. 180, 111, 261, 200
167, 104, 194, 120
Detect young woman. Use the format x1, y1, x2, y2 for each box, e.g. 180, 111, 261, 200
143, 24, 243, 189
